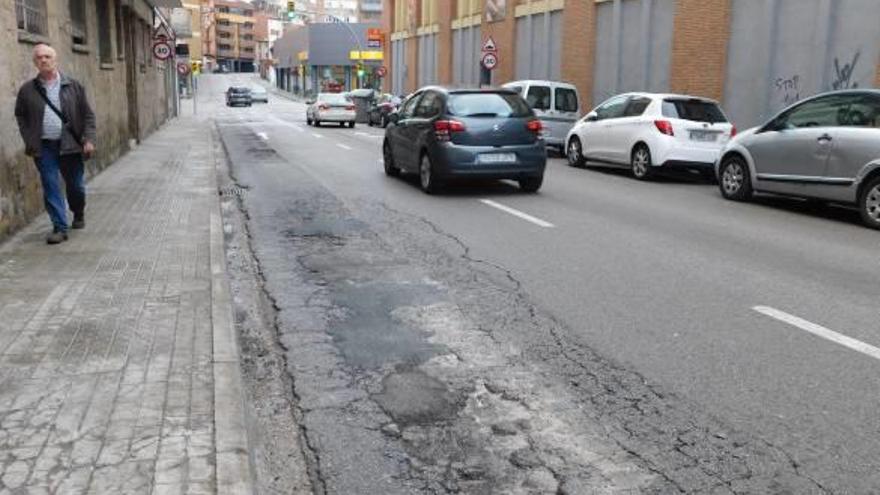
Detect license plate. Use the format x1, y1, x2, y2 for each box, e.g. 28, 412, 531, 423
477, 153, 516, 164
690, 131, 718, 142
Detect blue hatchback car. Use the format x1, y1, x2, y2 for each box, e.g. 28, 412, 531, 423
382, 87, 547, 193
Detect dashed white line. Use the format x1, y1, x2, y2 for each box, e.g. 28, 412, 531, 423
479, 199, 554, 228
257, 132, 268, 141
753, 306, 880, 361
336, 143, 353, 150
311, 133, 323, 139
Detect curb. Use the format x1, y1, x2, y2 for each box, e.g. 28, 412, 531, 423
208, 128, 256, 495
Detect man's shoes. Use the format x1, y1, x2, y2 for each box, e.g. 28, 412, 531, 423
46, 231, 68, 245
72, 216, 85, 229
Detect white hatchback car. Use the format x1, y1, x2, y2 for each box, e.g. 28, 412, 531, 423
565, 93, 735, 180
306, 93, 357, 128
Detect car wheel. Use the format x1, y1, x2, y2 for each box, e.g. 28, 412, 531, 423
519, 176, 543, 193
419, 153, 440, 194
350, 122, 356, 128
381, 115, 388, 128
718, 155, 753, 201
859, 176, 880, 230
631, 145, 652, 180
314, 120, 321, 127
567, 137, 585, 168
383, 140, 400, 177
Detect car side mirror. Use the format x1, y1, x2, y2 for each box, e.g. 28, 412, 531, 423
388, 112, 400, 125
585, 112, 599, 122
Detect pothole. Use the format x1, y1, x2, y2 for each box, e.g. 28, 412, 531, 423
373, 369, 463, 427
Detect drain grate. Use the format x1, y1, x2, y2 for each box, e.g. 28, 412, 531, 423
219, 185, 248, 197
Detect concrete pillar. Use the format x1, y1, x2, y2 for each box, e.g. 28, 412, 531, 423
669, 0, 732, 100
561, 0, 597, 110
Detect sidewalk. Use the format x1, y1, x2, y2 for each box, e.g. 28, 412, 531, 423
0, 116, 252, 494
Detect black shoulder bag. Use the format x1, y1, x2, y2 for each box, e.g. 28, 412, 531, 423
33, 79, 84, 147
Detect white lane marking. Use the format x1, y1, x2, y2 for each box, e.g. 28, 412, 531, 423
479, 199, 554, 228
311, 133, 323, 139
753, 306, 880, 361
257, 132, 268, 141
336, 143, 353, 150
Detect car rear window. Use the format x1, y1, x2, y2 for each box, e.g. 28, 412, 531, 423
446, 93, 532, 118
662, 99, 727, 123
555, 88, 579, 113
319, 93, 351, 104
229, 87, 249, 94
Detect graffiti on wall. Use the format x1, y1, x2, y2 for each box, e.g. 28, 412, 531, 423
831, 50, 860, 90
774, 75, 801, 105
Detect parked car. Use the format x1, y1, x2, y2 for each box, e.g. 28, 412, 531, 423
225, 87, 252, 107
503, 80, 580, 153
565, 92, 735, 180
306, 93, 357, 127
249, 86, 269, 103
382, 87, 547, 194
368, 94, 402, 127
717, 89, 880, 229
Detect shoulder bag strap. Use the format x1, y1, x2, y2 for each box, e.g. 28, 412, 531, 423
33, 79, 84, 147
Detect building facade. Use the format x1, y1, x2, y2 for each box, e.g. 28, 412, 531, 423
383, 0, 880, 128
273, 22, 383, 95
214, 0, 257, 72
1, 0, 179, 241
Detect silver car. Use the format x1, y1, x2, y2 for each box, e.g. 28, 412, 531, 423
249, 86, 268, 103
717, 90, 880, 229
306, 93, 357, 128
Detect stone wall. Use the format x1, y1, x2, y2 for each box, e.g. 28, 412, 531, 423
0, 0, 174, 241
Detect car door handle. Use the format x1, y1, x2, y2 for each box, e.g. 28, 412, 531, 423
817, 134, 832, 142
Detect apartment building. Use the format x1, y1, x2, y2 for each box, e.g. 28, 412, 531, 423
2, 0, 180, 240
213, 0, 257, 72
383, 0, 880, 128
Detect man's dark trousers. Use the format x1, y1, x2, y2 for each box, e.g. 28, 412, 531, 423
36, 140, 85, 233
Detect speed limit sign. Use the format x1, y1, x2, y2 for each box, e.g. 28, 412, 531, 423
152, 41, 172, 61
481, 52, 498, 71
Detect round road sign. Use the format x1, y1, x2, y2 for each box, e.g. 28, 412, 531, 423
177, 62, 190, 76
481, 52, 498, 71
152, 41, 172, 61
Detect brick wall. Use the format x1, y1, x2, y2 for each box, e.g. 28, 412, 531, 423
0, 1, 173, 241
561, 0, 597, 110
436, 1, 454, 85
405, 36, 419, 93
381, 0, 393, 92
669, 0, 731, 100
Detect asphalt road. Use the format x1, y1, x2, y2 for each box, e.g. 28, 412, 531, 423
207, 74, 880, 493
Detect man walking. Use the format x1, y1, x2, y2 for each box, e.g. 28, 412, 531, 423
15, 43, 96, 244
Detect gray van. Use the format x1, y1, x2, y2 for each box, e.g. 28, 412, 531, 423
503, 80, 581, 152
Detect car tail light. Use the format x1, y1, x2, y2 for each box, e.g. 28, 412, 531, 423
526, 119, 543, 136
345, 105, 355, 111
654, 120, 674, 136
318, 104, 329, 111
434, 120, 465, 141
730, 125, 737, 137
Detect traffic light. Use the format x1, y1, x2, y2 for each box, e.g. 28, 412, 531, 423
287, 1, 295, 18
356, 63, 365, 78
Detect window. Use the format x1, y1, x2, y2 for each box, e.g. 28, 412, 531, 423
526, 86, 551, 111
70, 0, 88, 45
446, 93, 532, 118
662, 99, 727, 123
96, 0, 113, 63
115, 3, 124, 59
555, 88, 579, 113
414, 92, 443, 118
835, 95, 880, 128
400, 93, 422, 118
595, 96, 629, 120
457, 0, 481, 18
15, 0, 48, 35
624, 97, 651, 117
776, 95, 846, 129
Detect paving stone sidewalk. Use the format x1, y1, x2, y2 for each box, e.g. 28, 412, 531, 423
0, 116, 251, 494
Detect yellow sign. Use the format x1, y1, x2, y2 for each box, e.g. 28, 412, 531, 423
349, 50, 384, 61
297, 51, 309, 61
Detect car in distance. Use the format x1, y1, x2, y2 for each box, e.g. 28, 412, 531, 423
382, 87, 547, 194
249, 86, 269, 103
225, 87, 252, 107
368, 93, 402, 127
566, 93, 735, 181
306, 93, 357, 128
717, 89, 880, 229
503, 80, 581, 153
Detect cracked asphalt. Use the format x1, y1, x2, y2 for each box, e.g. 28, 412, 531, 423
205, 74, 880, 494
